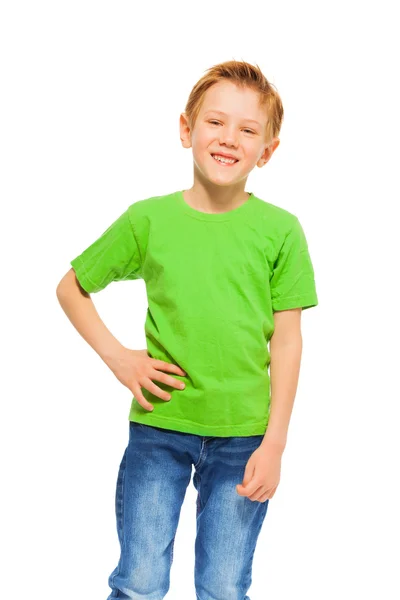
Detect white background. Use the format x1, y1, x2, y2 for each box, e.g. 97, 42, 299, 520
1, 1, 399, 598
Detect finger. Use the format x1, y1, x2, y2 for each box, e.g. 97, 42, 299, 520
259, 492, 270, 503
151, 359, 186, 376
239, 481, 261, 497
141, 377, 172, 401
255, 487, 273, 502
151, 370, 186, 390
247, 484, 264, 500
131, 385, 154, 412
237, 485, 253, 497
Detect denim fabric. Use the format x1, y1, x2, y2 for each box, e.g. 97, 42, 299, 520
107, 421, 270, 600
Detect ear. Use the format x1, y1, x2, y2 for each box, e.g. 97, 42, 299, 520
180, 112, 192, 149
257, 138, 280, 167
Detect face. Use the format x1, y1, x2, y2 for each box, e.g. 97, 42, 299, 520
180, 80, 280, 188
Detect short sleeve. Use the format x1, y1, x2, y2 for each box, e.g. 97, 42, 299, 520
70, 208, 142, 293
270, 217, 318, 312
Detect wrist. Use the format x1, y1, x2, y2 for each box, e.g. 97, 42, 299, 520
99, 342, 128, 367
261, 435, 286, 454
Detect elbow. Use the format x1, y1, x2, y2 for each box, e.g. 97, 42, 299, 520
56, 268, 85, 298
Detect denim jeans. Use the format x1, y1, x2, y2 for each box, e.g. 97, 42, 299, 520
106, 422, 270, 600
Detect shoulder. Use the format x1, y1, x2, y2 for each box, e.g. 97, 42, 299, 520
251, 194, 300, 236
127, 191, 176, 219
124, 192, 177, 240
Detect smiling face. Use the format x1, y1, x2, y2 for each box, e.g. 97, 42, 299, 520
180, 80, 280, 188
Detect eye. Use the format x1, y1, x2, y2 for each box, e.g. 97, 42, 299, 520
208, 120, 255, 134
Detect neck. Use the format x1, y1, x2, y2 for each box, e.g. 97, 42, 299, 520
184, 180, 250, 214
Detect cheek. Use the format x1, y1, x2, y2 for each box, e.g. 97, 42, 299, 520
195, 130, 212, 148
247, 147, 263, 164
192, 133, 213, 160
244, 141, 260, 156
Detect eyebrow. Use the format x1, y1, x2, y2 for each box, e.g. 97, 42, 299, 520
204, 110, 261, 127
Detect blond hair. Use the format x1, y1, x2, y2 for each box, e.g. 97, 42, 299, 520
184, 60, 284, 144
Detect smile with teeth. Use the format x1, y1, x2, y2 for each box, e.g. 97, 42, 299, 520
211, 154, 238, 165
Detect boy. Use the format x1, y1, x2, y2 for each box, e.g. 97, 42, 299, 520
57, 60, 318, 600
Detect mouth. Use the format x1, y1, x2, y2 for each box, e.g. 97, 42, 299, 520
211, 153, 239, 166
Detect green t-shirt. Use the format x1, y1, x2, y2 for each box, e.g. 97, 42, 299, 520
70, 190, 318, 437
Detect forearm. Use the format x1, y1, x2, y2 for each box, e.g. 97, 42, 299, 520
261, 335, 303, 452
56, 270, 125, 366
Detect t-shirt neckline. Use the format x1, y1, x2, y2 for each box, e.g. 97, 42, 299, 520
176, 189, 256, 221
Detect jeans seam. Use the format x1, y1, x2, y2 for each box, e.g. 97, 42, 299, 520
243, 501, 269, 589
193, 438, 207, 469
110, 449, 127, 595
170, 533, 176, 567
196, 471, 202, 517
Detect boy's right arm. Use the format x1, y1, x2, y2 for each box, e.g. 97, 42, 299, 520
56, 268, 187, 411
56, 268, 126, 367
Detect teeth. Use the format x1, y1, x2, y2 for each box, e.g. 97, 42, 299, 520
212, 154, 237, 164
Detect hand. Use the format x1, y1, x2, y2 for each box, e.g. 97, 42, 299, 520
106, 348, 187, 412
236, 444, 282, 503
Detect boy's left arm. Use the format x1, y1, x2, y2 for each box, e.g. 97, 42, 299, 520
236, 308, 302, 500
261, 307, 303, 454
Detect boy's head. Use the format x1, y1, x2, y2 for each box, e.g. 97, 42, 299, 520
180, 60, 283, 188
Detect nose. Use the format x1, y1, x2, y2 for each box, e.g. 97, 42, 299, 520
218, 126, 239, 147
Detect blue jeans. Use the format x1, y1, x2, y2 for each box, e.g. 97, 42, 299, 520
107, 422, 270, 600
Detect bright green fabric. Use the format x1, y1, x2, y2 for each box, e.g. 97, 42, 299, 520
70, 190, 318, 436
